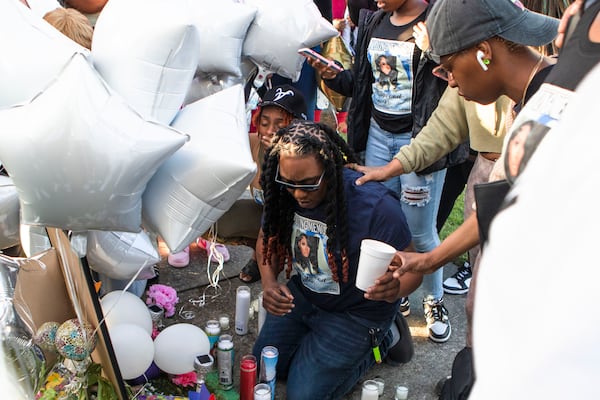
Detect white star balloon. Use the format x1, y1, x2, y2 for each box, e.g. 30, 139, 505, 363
0, 0, 87, 108
0, 54, 188, 233
242, 0, 339, 82
142, 85, 256, 253
87, 230, 159, 280
189, 0, 257, 77
92, 0, 201, 125
0, 176, 19, 250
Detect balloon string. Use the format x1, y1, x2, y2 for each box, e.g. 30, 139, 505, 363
185, 224, 233, 312
205, 226, 224, 290
91, 260, 148, 339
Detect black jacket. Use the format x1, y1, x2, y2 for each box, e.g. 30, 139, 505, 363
324, 5, 446, 153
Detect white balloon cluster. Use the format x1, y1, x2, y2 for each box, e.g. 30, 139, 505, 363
0, 0, 338, 258
100, 291, 210, 378
100, 290, 154, 380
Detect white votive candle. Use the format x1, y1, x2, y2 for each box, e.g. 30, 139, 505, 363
395, 385, 409, 400
361, 380, 379, 400
219, 314, 230, 330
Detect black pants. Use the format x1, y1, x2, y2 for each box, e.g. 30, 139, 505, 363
439, 346, 474, 400
436, 159, 475, 232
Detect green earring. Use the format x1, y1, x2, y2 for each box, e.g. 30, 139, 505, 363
483, 59, 490, 65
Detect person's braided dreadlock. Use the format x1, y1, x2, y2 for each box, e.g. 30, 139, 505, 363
260, 119, 359, 283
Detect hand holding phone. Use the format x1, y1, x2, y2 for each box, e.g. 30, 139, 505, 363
298, 47, 344, 73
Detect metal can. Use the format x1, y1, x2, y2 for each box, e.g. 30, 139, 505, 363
253, 383, 272, 400
217, 334, 234, 390
259, 345, 278, 400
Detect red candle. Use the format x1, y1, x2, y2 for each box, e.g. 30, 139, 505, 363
239, 354, 257, 400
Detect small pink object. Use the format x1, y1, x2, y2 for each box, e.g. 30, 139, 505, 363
168, 245, 190, 268
171, 371, 197, 387
196, 238, 230, 263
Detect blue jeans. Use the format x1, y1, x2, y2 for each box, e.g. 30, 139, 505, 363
253, 278, 393, 400
365, 119, 446, 300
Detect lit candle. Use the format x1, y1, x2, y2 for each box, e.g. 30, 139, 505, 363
361, 380, 379, 400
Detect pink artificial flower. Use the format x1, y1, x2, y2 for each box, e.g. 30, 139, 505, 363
171, 371, 197, 388
151, 326, 160, 340
146, 284, 179, 317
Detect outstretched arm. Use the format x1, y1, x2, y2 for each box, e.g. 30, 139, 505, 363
364, 242, 423, 303
393, 213, 480, 277
354, 86, 469, 185
353, 158, 405, 185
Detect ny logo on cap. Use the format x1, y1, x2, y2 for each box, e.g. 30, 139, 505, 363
272, 88, 295, 101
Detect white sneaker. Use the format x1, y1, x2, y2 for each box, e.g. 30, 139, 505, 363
423, 296, 451, 343
443, 262, 472, 295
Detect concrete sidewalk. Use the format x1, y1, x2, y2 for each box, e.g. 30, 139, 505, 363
155, 242, 467, 400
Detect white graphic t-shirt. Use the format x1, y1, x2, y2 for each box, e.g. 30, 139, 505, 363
367, 38, 415, 116
291, 213, 340, 295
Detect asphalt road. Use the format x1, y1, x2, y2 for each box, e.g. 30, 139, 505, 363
155, 242, 468, 400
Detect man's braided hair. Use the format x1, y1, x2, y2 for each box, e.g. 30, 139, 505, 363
260, 119, 359, 283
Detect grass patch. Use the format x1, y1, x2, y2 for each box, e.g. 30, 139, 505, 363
439, 189, 469, 265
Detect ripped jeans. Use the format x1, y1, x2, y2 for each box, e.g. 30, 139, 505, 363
366, 119, 446, 300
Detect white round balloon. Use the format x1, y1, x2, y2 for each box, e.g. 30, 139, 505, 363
108, 323, 154, 380
100, 290, 152, 335
153, 323, 210, 375
108, 324, 154, 379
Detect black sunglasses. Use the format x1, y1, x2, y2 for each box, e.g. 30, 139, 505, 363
274, 165, 325, 192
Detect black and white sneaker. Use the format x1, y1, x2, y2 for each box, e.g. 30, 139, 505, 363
443, 262, 472, 295
423, 296, 451, 343
399, 296, 410, 317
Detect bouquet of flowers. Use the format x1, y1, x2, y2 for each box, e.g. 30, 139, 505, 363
146, 284, 179, 318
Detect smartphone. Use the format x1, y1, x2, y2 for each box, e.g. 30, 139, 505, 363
298, 47, 344, 73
